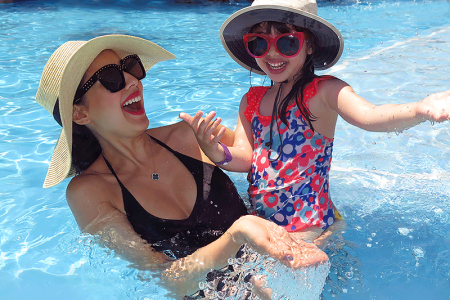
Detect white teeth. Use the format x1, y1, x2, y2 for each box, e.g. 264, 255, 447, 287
268, 62, 286, 69
123, 95, 141, 106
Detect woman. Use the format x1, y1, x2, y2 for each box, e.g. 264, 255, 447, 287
35, 34, 329, 298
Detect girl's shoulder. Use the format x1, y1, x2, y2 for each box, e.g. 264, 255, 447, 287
243, 86, 271, 122
247, 86, 271, 102
309, 75, 337, 89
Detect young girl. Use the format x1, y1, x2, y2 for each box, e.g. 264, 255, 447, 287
180, 0, 450, 241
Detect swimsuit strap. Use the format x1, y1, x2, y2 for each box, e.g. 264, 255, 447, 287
102, 153, 126, 190
147, 134, 177, 155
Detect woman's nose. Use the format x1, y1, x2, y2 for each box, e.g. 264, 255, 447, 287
124, 71, 139, 88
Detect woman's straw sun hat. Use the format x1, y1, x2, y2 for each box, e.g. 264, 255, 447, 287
35, 34, 175, 188
219, 0, 344, 75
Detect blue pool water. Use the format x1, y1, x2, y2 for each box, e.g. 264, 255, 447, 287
0, 0, 449, 299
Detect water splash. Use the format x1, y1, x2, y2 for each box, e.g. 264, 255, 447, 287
197, 245, 330, 299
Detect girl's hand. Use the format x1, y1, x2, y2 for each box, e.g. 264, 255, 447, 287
179, 111, 227, 162
416, 90, 450, 123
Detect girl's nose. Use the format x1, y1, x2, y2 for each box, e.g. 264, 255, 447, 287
266, 41, 279, 57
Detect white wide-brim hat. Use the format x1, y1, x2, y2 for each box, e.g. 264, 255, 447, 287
35, 34, 176, 188
220, 0, 344, 75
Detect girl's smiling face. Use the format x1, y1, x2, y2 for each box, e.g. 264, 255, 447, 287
251, 22, 313, 83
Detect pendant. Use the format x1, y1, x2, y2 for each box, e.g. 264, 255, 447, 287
152, 173, 160, 181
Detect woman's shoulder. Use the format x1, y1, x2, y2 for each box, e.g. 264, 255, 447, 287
146, 122, 203, 157
66, 165, 116, 205
66, 168, 121, 230
146, 122, 197, 146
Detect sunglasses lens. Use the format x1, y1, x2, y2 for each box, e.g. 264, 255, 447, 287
277, 35, 300, 57
99, 67, 125, 93
123, 56, 146, 80
247, 36, 268, 57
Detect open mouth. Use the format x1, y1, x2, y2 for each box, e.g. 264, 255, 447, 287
122, 92, 144, 115
267, 61, 287, 70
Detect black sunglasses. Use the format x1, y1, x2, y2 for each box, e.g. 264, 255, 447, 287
74, 54, 146, 102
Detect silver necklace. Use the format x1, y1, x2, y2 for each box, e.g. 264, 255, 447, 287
148, 138, 159, 181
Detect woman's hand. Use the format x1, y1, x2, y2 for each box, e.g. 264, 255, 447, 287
416, 90, 450, 123
230, 215, 329, 269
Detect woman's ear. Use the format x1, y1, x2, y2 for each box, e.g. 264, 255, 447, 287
73, 105, 91, 125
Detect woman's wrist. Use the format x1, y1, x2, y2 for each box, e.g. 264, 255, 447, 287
226, 218, 247, 245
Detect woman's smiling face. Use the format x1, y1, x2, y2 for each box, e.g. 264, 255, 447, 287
76, 49, 149, 137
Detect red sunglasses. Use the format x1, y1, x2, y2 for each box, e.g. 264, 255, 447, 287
243, 32, 305, 58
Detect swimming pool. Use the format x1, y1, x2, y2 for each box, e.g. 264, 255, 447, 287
0, 0, 449, 299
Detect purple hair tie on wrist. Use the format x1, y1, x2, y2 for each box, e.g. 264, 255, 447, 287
215, 142, 233, 165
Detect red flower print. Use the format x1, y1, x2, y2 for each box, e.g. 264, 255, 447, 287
277, 120, 289, 135
249, 185, 258, 194
305, 164, 315, 176
310, 174, 323, 192
285, 217, 309, 232
263, 193, 279, 208
293, 199, 303, 211
299, 145, 315, 167
273, 160, 283, 171
256, 148, 271, 172
279, 165, 300, 183
318, 194, 329, 210
303, 129, 314, 139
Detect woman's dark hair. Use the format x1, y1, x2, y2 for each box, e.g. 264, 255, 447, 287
250, 21, 319, 131
71, 78, 102, 174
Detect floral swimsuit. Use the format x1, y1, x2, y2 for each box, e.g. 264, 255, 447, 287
245, 76, 335, 232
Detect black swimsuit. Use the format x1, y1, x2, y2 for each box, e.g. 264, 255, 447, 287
103, 136, 248, 259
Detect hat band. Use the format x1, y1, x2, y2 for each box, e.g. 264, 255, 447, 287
53, 98, 63, 127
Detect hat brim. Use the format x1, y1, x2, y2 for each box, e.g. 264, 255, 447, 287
219, 5, 344, 75
41, 35, 176, 188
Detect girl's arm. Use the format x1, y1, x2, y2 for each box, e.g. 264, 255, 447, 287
324, 79, 450, 132
179, 94, 254, 172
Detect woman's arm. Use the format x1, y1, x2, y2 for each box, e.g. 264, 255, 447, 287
324, 79, 450, 132
67, 177, 327, 297
162, 215, 329, 296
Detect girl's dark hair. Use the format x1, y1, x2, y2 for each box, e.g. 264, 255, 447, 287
71, 78, 102, 174
250, 21, 319, 130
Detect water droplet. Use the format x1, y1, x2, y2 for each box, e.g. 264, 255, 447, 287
398, 227, 411, 235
